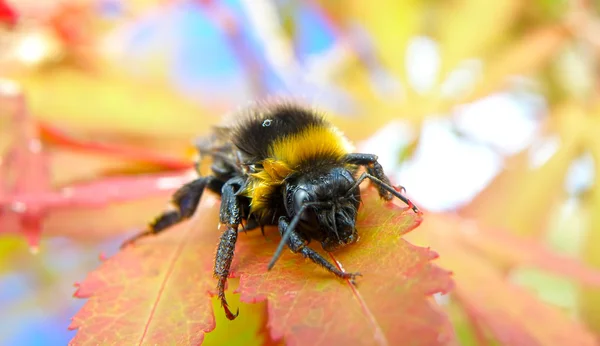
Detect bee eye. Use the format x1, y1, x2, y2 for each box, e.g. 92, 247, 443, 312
291, 188, 321, 228
293, 188, 310, 215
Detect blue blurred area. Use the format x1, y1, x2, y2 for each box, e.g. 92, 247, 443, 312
169, 1, 259, 97
0, 238, 120, 346
111, 0, 337, 104
291, 2, 336, 61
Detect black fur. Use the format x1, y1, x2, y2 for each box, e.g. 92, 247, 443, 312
283, 166, 361, 252
231, 103, 325, 162
121, 102, 419, 321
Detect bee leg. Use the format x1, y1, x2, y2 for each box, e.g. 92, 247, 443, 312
344, 153, 419, 213
121, 176, 215, 248
278, 216, 361, 283
214, 177, 243, 320
343, 153, 396, 199
353, 172, 420, 214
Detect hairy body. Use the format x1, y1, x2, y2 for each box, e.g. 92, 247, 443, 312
122, 102, 418, 319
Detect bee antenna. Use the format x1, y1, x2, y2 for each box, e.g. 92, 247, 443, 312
268, 201, 331, 270
344, 178, 363, 198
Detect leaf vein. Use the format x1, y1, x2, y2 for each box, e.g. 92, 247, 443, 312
138, 227, 191, 345
329, 253, 389, 346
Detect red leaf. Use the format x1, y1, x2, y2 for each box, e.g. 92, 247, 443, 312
39, 122, 193, 171
1, 91, 51, 249
414, 213, 600, 345
234, 189, 454, 345
1, 89, 195, 244
0, 171, 193, 241
46, 2, 93, 49
70, 195, 222, 345
450, 250, 597, 346
456, 222, 600, 287
0, 0, 18, 28
70, 189, 455, 345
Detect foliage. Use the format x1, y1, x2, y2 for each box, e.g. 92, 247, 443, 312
0, 90, 193, 247
69, 190, 453, 345
2, 0, 600, 345
409, 213, 600, 345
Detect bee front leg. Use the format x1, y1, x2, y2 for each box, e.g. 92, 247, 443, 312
214, 177, 243, 320
344, 153, 419, 213
343, 153, 396, 199
278, 216, 361, 284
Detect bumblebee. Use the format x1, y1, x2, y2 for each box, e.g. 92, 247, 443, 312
122, 101, 419, 320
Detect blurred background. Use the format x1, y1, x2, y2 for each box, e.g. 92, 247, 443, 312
1, 0, 600, 345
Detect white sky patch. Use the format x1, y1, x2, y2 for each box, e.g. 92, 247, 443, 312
357, 120, 416, 174
528, 135, 561, 169
405, 36, 439, 94
440, 59, 482, 99
359, 82, 545, 211
454, 92, 543, 155
395, 118, 502, 211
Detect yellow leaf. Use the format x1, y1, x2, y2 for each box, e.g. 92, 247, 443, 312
17, 66, 217, 138
464, 25, 568, 103
437, 0, 523, 78
579, 115, 600, 332
349, 0, 423, 83
204, 280, 274, 346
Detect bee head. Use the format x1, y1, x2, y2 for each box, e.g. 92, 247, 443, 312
285, 167, 362, 251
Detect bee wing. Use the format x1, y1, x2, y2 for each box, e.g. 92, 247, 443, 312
195, 125, 232, 153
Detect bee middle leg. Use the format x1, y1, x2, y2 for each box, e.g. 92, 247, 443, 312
214, 177, 244, 320
277, 216, 361, 283
121, 176, 221, 248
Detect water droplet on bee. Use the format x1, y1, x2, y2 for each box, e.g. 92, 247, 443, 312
262, 119, 272, 127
